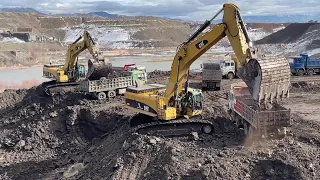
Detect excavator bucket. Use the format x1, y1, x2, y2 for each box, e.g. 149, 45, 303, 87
238, 54, 291, 107
87, 59, 114, 80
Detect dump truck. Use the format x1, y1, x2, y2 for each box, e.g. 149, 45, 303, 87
228, 82, 291, 139
200, 61, 222, 90
77, 66, 147, 100
289, 54, 320, 76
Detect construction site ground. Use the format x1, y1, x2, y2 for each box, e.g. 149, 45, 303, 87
0, 72, 319, 180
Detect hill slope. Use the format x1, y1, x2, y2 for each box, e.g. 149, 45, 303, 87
255, 23, 320, 58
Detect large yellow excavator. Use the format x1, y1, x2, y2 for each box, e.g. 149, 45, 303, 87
40, 31, 112, 95
124, 3, 291, 136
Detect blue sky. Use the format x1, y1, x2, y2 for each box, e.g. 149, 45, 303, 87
0, 0, 319, 20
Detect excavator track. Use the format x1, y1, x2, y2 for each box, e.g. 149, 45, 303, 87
240, 54, 291, 106
37, 80, 81, 96
130, 114, 214, 137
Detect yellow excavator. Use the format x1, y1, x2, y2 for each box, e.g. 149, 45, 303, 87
40, 31, 113, 95
124, 3, 291, 136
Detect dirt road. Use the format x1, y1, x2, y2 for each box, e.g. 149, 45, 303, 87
0, 73, 319, 180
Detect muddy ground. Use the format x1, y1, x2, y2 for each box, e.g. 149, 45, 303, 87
0, 72, 319, 180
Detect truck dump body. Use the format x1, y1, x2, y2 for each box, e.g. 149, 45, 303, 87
234, 95, 291, 135
229, 83, 291, 137
202, 62, 222, 90
307, 60, 320, 68
79, 76, 133, 93
202, 62, 222, 81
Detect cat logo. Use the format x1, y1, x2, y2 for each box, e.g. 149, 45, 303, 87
196, 40, 208, 49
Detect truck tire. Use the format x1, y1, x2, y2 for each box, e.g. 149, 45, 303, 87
227, 72, 234, 80
107, 90, 116, 98
297, 69, 304, 76
307, 69, 314, 76
97, 92, 107, 101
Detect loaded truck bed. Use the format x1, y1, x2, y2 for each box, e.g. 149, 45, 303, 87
201, 61, 222, 90
79, 76, 133, 93
228, 83, 291, 138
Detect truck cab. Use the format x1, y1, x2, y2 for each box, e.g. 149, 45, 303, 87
129, 68, 148, 86
289, 54, 320, 76
220, 60, 236, 79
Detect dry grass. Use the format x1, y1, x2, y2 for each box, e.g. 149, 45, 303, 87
0, 80, 42, 92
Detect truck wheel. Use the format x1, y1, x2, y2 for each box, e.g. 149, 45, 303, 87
307, 69, 314, 76
97, 92, 107, 101
107, 90, 116, 98
227, 72, 234, 80
297, 69, 304, 76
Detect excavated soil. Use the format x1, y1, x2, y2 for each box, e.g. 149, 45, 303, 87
0, 73, 319, 180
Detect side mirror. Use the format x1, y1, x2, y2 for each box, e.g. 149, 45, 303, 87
200, 64, 203, 68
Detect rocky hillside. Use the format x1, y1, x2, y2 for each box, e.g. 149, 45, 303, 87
255, 23, 320, 58
0, 12, 287, 49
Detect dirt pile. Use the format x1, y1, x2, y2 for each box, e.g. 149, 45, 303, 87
291, 81, 320, 92
0, 74, 319, 179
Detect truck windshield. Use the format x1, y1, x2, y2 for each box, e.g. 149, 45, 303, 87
137, 73, 145, 80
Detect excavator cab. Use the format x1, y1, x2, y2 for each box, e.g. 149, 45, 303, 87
185, 89, 203, 116
73, 64, 86, 82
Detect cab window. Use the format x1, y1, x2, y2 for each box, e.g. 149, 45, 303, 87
294, 58, 301, 63
137, 73, 145, 80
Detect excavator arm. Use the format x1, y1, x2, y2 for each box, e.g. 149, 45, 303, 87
63, 31, 99, 73
165, 3, 290, 106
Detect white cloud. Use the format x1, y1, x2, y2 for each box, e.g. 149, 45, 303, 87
1, 0, 320, 21
56, 3, 71, 8
40, 3, 49, 6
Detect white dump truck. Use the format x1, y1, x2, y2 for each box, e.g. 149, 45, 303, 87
200, 61, 222, 90
228, 82, 292, 139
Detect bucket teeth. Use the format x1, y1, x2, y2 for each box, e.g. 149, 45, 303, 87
238, 54, 291, 106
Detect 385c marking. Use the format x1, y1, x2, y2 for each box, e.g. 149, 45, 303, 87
137, 103, 149, 112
